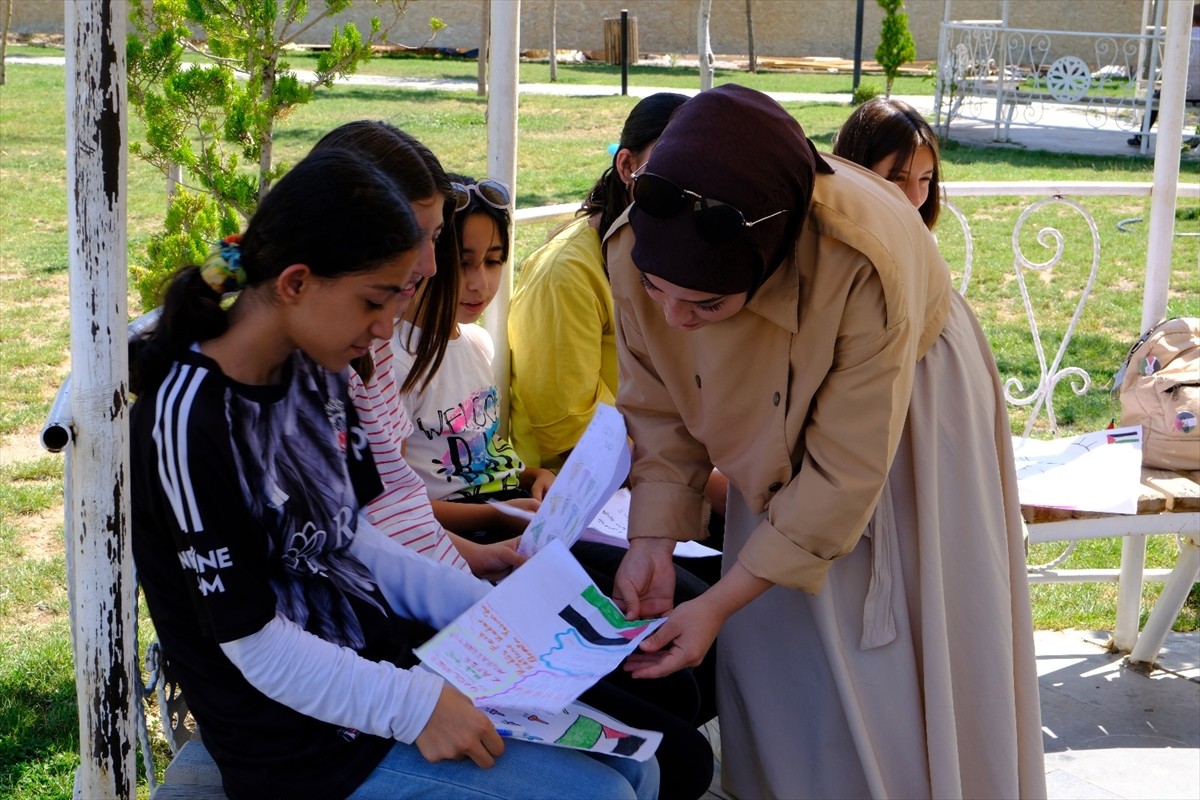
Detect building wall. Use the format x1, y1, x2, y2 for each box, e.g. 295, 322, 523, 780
8, 0, 1150, 62
6, 0, 64, 34
511, 0, 1147, 62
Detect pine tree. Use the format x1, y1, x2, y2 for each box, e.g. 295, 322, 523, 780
875, 0, 916, 98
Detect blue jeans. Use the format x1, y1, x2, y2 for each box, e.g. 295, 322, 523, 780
347, 738, 659, 799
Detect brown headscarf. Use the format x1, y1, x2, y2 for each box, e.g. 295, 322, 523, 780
630, 84, 833, 295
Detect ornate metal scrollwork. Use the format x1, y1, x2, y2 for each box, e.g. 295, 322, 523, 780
1003, 196, 1101, 438
941, 198, 974, 296
1046, 56, 1093, 102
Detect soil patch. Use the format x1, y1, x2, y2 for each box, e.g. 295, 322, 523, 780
1, 431, 56, 465
19, 505, 65, 561
2, 430, 67, 562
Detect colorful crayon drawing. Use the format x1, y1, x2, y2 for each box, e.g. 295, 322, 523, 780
416, 540, 664, 714
481, 702, 662, 761
517, 405, 630, 557
557, 714, 648, 757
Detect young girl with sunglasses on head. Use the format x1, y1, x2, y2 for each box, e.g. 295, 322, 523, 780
394, 174, 715, 800
128, 149, 658, 800
394, 175, 555, 539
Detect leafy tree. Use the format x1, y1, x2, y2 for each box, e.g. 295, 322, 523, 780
875, 0, 915, 98
126, 0, 444, 309
745, 0, 756, 74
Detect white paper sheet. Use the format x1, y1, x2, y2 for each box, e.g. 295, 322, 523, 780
495, 488, 722, 558
1013, 425, 1143, 514
415, 539, 665, 715
480, 701, 662, 761
517, 404, 631, 557
579, 489, 722, 558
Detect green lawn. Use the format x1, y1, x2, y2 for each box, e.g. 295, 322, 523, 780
4, 41, 938, 95
0, 54, 1197, 799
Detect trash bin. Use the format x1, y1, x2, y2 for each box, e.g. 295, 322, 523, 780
603, 16, 639, 66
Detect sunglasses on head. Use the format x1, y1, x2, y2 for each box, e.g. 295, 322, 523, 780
452, 179, 512, 213
631, 166, 786, 245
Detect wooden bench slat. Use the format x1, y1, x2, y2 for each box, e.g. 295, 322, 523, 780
1140, 469, 1200, 512
1021, 467, 1199, 524
1022, 470, 1168, 523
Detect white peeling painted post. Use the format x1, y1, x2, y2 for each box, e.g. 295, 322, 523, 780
1140, 0, 1192, 334
65, 1, 135, 798
482, 0, 518, 437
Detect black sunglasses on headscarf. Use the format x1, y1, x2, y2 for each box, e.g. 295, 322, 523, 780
631, 165, 787, 245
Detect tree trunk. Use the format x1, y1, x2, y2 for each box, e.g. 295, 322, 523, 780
477, 0, 489, 97
745, 0, 756, 74
167, 162, 182, 199
697, 0, 714, 91
549, 0, 557, 82
258, 53, 277, 201
0, 0, 13, 85
65, 1, 135, 796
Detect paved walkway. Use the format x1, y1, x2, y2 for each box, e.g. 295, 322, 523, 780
701, 630, 1199, 800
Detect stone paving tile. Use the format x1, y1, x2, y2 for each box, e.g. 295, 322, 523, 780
697, 631, 1198, 800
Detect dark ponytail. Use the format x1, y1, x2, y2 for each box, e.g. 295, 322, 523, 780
129, 266, 227, 393
581, 92, 689, 239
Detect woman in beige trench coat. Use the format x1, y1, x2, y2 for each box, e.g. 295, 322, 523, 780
609, 85, 1046, 799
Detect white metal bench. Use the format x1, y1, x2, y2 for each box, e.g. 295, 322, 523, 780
1023, 469, 1200, 667
939, 190, 1200, 667
934, 22, 1180, 143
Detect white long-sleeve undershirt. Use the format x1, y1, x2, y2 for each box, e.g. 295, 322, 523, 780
220, 516, 491, 743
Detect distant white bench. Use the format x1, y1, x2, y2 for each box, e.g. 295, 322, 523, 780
933, 23, 1196, 144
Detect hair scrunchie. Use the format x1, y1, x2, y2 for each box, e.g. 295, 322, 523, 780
200, 234, 246, 295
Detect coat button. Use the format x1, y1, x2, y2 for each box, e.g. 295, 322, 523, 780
768, 482, 783, 492
772, 392, 781, 406
695, 375, 702, 388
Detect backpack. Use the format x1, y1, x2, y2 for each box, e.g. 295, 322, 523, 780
1116, 317, 1200, 470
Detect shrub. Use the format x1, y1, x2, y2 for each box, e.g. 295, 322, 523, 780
852, 81, 882, 106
